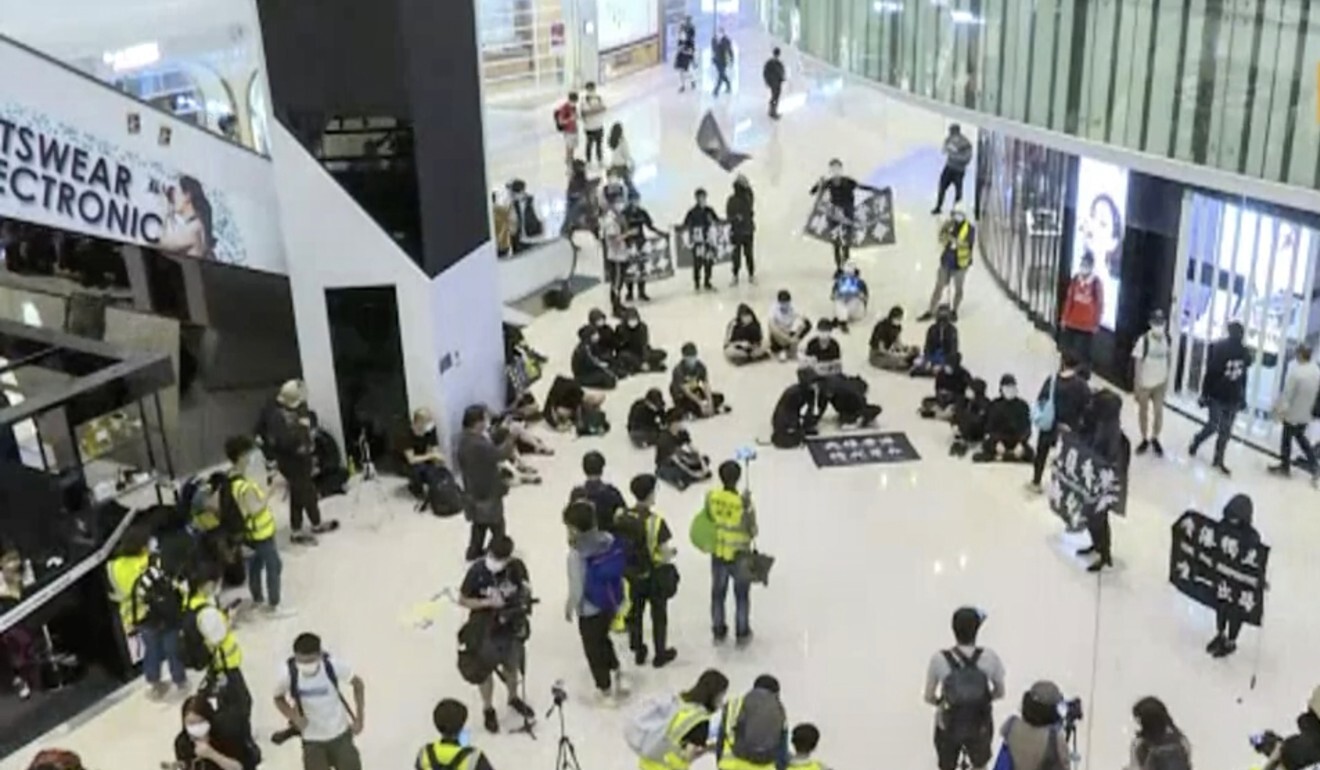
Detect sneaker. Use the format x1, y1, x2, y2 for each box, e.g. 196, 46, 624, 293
1135, 440, 1150, 456
1211, 639, 1238, 659
1025, 481, 1043, 494
612, 671, 632, 699
311, 521, 339, 535
1206, 635, 1225, 654
730, 275, 740, 286
147, 682, 170, 701
509, 697, 535, 721
1086, 558, 1110, 573
652, 648, 677, 669
916, 311, 934, 323
13, 676, 30, 700
290, 531, 318, 545
594, 688, 615, 708
703, 282, 715, 291
1267, 464, 1291, 477
1213, 463, 1232, 478
931, 207, 942, 215
638, 292, 652, 302
1151, 439, 1165, 457
263, 604, 298, 619
483, 707, 500, 733
735, 631, 754, 649
1187, 440, 1199, 459
1075, 545, 1097, 557
776, 351, 788, 362
633, 646, 649, 666
713, 626, 729, 644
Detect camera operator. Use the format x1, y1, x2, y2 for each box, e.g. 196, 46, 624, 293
924, 607, 1006, 770
997, 682, 1069, 770
1256, 686, 1320, 770
457, 536, 537, 733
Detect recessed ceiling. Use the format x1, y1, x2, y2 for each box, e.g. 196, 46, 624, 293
0, 0, 257, 62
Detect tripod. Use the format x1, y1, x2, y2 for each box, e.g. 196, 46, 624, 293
546, 698, 581, 770
351, 429, 391, 530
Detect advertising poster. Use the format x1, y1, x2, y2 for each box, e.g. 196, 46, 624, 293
1071, 158, 1129, 331
598, 0, 660, 50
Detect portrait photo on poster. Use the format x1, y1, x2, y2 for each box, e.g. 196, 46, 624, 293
1072, 158, 1129, 331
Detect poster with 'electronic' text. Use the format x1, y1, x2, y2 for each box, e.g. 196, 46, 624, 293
1168, 510, 1269, 626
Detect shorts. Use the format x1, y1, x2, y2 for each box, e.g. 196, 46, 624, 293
489, 633, 526, 676
563, 132, 579, 149
934, 723, 993, 770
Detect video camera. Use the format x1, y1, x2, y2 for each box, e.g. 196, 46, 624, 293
1250, 731, 1283, 757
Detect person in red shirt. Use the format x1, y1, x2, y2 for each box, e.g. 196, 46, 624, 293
555, 92, 580, 169
1059, 253, 1103, 363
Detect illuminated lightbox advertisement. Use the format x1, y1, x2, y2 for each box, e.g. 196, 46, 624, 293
598, 0, 660, 50
1071, 158, 1129, 331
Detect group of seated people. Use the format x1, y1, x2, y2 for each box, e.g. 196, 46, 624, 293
404, 405, 552, 512
769, 367, 883, 448
868, 303, 960, 378
571, 307, 669, 390
626, 389, 714, 490
917, 356, 1034, 463
724, 291, 817, 366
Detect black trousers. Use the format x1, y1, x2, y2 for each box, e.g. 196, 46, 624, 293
585, 129, 604, 163
626, 577, 669, 655
731, 236, 754, 277
768, 83, 782, 115
1059, 328, 1095, 365
466, 519, 506, 561
284, 466, 323, 531
935, 165, 965, 210
1032, 430, 1058, 485
1279, 422, 1316, 471
1086, 513, 1112, 563
714, 66, 732, 94
693, 259, 713, 288
832, 240, 851, 269
1215, 608, 1243, 642
577, 613, 618, 692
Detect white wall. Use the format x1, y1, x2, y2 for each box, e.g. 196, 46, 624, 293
430, 241, 506, 445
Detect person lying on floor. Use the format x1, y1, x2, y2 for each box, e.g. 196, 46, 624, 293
973, 374, 1034, 463
949, 378, 990, 457
911, 304, 960, 377
572, 325, 620, 390
670, 342, 730, 418
725, 303, 771, 365
869, 306, 920, 372
543, 375, 609, 435
802, 319, 843, 377
768, 289, 811, 361
628, 388, 668, 448
820, 372, 882, 429
830, 262, 869, 331
770, 366, 823, 448
919, 352, 972, 420
614, 307, 668, 374
655, 407, 712, 490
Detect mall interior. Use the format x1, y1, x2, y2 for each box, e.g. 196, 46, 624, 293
1, 0, 1320, 768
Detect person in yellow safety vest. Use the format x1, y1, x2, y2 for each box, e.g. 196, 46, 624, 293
788, 724, 830, 770
640, 669, 730, 770
416, 698, 497, 770
705, 460, 757, 646
106, 527, 151, 632
717, 675, 787, 770
920, 205, 977, 323
185, 561, 253, 725
224, 435, 289, 617
618, 473, 679, 668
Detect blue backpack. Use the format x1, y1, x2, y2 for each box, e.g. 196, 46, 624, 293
584, 540, 628, 613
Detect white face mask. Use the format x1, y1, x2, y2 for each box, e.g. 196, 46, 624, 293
186, 721, 211, 739
485, 557, 508, 574
416, 421, 435, 434
778, 302, 792, 314
1002, 387, 1018, 400
296, 661, 321, 678
627, 319, 639, 328
1079, 265, 1093, 277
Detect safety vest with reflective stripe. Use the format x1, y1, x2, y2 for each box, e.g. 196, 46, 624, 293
717, 696, 776, 770
107, 553, 149, 626
415, 741, 482, 770
639, 702, 712, 770
952, 221, 973, 269
646, 514, 667, 564
231, 475, 276, 543
788, 759, 823, 770
184, 592, 243, 671
705, 489, 748, 563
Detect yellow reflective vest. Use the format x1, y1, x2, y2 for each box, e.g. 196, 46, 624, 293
639, 702, 712, 770
705, 489, 749, 563
184, 592, 243, 671
107, 553, 149, 626
717, 696, 776, 770
951, 221, 973, 269
230, 475, 276, 543
416, 741, 484, 770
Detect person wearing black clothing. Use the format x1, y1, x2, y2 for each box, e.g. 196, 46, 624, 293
724, 303, 770, 365
628, 389, 668, 448
405, 408, 447, 497
1029, 353, 1093, 490
571, 326, 619, 390
950, 379, 990, 455
912, 305, 960, 377
869, 306, 919, 371
1189, 321, 1253, 476
621, 197, 665, 301
456, 536, 536, 733
456, 406, 509, 562
810, 159, 882, 268
655, 408, 712, 489
573, 451, 628, 533
771, 367, 822, 448
802, 319, 843, 376
562, 159, 596, 237
614, 307, 667, 374
173, 695, 259, 770
763, 47, 786, 118
268, 380, 329, 544
543, 375, 608, 434
683, 188, 723, 291
1260, 688, 1320, 770
1076, 391, 1127, 572
726, 175, 756, 284
821, 373, 883, 428
616, 474, 678, 667
670, 342, 728, 418
1207, 493, 1261, 657
711, 28, 734, 96
920, 352, 972, 420
974, 375, 1033, 462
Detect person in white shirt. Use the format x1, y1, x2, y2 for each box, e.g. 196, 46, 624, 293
1268, 343, 1320, 481
1131, 309, 1172, 457
273, 633, 365, 770
767, 289, 811, 361
580, 82, 607, 165
607, 123, 637, 199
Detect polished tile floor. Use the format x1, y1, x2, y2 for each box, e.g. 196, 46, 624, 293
7, 32, 1319, 770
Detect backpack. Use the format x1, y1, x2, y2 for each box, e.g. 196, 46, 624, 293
427, 467, 467, 518
994, 719, 1065, 770
216, 474, 247, 537
132, 564, 183, 629
583, 539, 628, 614
177, 475, 205, 524
425, 745, 474, 770
624, 695, 681, 760
613, 510, 653, 579
940, 648, 993, 735
287, 654, 354, 720
730, 689, 785, 765
1141, 735, 1191, 770
180, 602, 214, 671
456, 613, 501, 684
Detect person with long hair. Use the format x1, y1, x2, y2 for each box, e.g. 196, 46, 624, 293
638, 669, 729, 770
608, 123, 637, 199
1127, 697, 1191, 770
171, 695, 256, 770
158, 176, 215, 259
724, 304, 770, 365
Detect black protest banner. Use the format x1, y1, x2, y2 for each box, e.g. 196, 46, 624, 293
802, 186, 897, 248
673, 222, 733, 268
695, 111, 751, 172
1047, 432, 1127, 530
806, 431, 920, 468
621, 233, 675, 282
1168, 510, 1269, 626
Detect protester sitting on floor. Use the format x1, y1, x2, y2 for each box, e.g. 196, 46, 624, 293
911, 304, 960, 377
802, 319, 843, 377
543, 375, 609, 435
920, 352, 972, 420
974, 374, 1034, 462
830, 262, 869, 331
572, 326, 619, 390
725, 303, 771, 365
770, 367, 823, 448
405, 408, 448, 497
670, 342, 729, 418
628, 389, 668, 448
768, 290, 811, 361
492, 412, 554, 456
655, 407, 712, 490
950, 378, 990, 457
820, 373, 882, 429
870, 306, 920, 371
585, 307, 623, 365
613, 307, 668, 374
504, 323, 546, 419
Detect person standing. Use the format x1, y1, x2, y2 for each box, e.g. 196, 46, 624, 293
712, 29, 734, 96
580, 83, 607, 166
919, 206, 975, 321
1206, 494, 1261, 658
1132, 309, 1172, 457
621, 194, 664, 303
608, 123, 637, 199
682, 188, 723, 292
924, 607, 1006, 770
416, 699, 498, 770
554, 92, 580, 169
675, 27, 697, 92
457, 536, 536, 732
456, 405, 509, 561
575, 450, 628, 533
563, 501, 628, 702
1268, 344, 1320, 481
1058, 254, 1104, 364
1188, 321, 1252, 476
704, 460, 757, 646
224, 435, 289, 616
616, 474, 678, 668
108, 529, 186, 699
810, 160, 882, 269
273, 633, 365, 770
726, 175, 756, 285
932, 124, 973, 215
1028, 352, 1092, 492
762, 48, 786, 118
268, 380, 330, 545
185, 562, 253, 735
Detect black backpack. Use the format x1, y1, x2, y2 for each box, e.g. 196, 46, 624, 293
215, 473, 247, 537
132, 563, 183, 629
940, 648, 993, 735
287, 654, 353, 720
180, 604, 214, 671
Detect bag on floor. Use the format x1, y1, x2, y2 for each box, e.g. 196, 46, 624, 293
427, 468, 467, 518
583, 540, 628, 614
625, 695, 681, 760
731, 689, 787, 764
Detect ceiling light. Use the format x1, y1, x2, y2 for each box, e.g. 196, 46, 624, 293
102, 42, 160, 72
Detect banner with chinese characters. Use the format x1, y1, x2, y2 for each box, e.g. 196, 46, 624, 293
621, 232, 675, 282
1168, 510, 1269, 626
673, 222, 732, 268
803, 186, 897, 248
805, 431, 920, 468
1047, 432, 1127, 530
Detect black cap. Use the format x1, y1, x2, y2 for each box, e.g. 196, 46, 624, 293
1000, 374, 1017, 387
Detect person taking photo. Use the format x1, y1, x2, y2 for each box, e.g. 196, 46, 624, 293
456, 536, 536, 733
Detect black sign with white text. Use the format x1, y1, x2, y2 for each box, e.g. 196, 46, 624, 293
620, 233, 675, 282
803, 186, 897, 248
1168, 510, 1269, 626
673, 222, 733, 268
806, 431, 920, 467
1047, 432, 1127, 529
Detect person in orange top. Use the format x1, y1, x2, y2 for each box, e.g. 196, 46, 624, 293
1059, 253, 1104, 364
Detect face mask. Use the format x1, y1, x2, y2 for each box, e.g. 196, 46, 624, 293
778, 302, 792, 314
590, 335, 600, 345
1002, 387, 1018, 400
740, 315, 752, 325
186, 721, 211, 739
296, 661, 321, 678
819, 330, 833, 341
1150, 321, 1165, 332
417, 421, 434, 434
485, 557, 508, 574
683, 356, 698, 367
829, 166, 842, 178
627, 319, 639, 328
